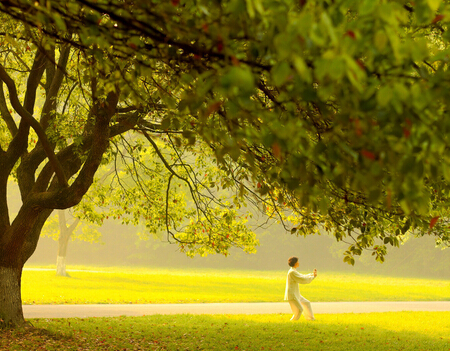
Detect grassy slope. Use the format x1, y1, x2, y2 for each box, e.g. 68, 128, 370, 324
22, 266, 450, 304
1, 312, 449, 350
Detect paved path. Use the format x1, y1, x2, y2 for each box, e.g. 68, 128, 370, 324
23, 301, 450, 319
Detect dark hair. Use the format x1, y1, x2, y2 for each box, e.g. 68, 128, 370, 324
288, 256, 298, 267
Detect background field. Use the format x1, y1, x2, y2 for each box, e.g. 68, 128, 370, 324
2, 312, 450, 350
22, 266, 450, 304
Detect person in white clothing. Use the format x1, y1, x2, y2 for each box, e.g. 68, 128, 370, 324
284, 256, 317, 321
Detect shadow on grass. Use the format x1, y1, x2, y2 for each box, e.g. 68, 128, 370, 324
1, 312, 449, 350
138, 312, 450, 351
0, 325, 74, 350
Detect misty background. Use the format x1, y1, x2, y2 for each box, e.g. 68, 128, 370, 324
8, 174, 447, 279
27, 217, 450, 279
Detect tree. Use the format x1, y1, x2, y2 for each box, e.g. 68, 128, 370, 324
0, 5, 263, 324
0, 32, 121, 325
1, 0, 450, 326
41, 210, 100, 276
0, 13, 257, 327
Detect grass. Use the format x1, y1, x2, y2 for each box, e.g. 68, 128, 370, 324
10, 266, 450, 350
22, 266, 450, 304
1, 312, 450, 350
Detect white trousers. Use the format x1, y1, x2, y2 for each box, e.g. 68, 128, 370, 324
288, 296, 315, 321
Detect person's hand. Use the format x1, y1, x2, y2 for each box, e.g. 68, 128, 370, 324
313, 269, 317, 277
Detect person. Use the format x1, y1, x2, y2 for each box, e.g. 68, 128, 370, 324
284, 256, 317, 321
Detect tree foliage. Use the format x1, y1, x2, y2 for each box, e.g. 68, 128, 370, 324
2, 0, 450, 326
5, 0, 447, 261
74, 137, 259, 257
42, 211, 100, 244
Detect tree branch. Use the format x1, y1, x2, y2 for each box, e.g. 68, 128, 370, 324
41, 43, 71, 130
0, 82, 17, 136
0, 63, 68, 188
29, 89, 120, 208
23, 48, 47, 115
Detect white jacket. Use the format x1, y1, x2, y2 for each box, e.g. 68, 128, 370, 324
284, 267, 315, 301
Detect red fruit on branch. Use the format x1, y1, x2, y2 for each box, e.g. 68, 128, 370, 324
430, 216, 439, 229
432, 14, 445, 24
361, 149, 376, 160
345, 30, 356, 39
217, 39, 224, 52
403, 127, 411, 138
272, 143, 281, 159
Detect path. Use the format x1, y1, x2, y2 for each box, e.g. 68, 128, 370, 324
23, 301, 450, 319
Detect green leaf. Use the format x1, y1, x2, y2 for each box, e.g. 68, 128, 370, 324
374, 31, 388, 51
359, 0, 377, 15
401, 156, 416, 174
293, 56, 312, 83
321, 12, 337, 46
401, 219, 411, 234
368, 188, 381, 203
377, 86, 393, 107
271, 62, 291, 86
328, 58, 346, 80
245, 0, 255, 18
53, 14, 67, 31
220, 66, 255, 95
394, 83, 409, 102
161, 117, 171, 130
253, 0, 264, 15
427, 0, 442, 12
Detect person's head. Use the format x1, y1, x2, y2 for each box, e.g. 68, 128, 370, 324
288, 256, 299, 267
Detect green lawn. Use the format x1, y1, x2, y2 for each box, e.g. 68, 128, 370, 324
1, 312, 449, 350
22, 266, 450, 304
9, 266, 450, 350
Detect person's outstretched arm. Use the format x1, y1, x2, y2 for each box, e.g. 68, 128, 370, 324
291, 269, 317, 284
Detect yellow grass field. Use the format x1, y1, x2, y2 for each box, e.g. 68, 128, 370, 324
21, 266, 450, 304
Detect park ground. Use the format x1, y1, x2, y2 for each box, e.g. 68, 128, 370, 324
1, 266, 449, 350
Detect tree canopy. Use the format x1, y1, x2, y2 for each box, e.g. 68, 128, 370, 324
6, 0, 448, 257
1, 0, 450, 326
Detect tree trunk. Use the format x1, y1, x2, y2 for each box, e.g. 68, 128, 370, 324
56, 221, 71, 277
56, 255, 69, 277
0, 265, 25, 327
0, 206, 53, 328
56, 213, 70, 277
55, 210, 77, 277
